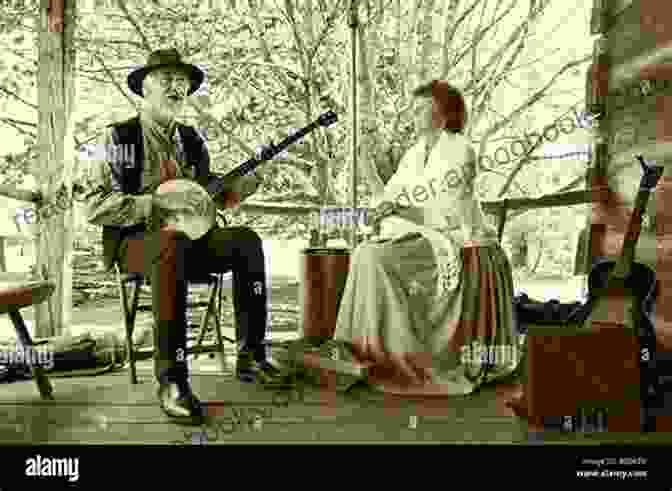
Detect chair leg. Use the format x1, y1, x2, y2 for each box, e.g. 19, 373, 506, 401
191, 276, 230, 373
211, 276, 228, 372
193, 281, 216, 359
128, 281, 141, 382
117, 265, 140, 385
9, 309, 53, 400
217, 274, 236, 345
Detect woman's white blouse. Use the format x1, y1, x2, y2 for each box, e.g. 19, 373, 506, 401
374, 131, 497, 245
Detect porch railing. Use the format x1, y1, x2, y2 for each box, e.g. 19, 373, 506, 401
239, 186, 609, 250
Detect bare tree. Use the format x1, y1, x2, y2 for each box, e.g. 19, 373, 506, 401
353, 0, 591, 204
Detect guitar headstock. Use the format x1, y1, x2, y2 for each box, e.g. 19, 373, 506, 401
637, 155, 664, 190
318, 110, 338, 127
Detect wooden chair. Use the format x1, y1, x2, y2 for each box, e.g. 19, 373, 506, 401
115, 265, 234, 384
0, 275, 55, 400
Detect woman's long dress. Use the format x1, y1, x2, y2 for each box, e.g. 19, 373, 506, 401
333, 131, 523, 395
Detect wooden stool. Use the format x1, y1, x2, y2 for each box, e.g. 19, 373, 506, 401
0, 277, 55, 400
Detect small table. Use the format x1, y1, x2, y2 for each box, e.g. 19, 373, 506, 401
0, 275, 55, 400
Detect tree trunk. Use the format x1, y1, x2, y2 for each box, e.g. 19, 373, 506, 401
530, 239, 544, 274
511, 231, 528, 269
33, 0, 77, 338
417, 0, 436, 82
0, 238, 6, 272
412, 0, 436, 131
357, 3, 384, 195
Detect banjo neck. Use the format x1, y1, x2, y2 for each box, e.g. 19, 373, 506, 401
206, 111, 338, 199
153, 111, 337, 240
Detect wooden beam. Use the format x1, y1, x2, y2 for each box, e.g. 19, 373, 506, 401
238, 187, 609, 221
34, 0, 77, 338
238, 202, 323, 216
609, 43, 672, 93
481, 187, 610, 215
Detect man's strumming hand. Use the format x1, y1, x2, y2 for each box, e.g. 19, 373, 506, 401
217, 174, 261, 208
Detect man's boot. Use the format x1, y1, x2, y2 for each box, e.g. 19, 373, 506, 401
154, 320, 203, 424
232, 275, 285, 384
149, 230, 203, 423
236, 346, 284, 384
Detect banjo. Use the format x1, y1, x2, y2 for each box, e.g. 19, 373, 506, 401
153, 110, 338, 240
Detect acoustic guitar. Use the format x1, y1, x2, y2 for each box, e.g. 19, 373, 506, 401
574, 155, 661, 324
153, 110, 338, 240
570, 154, 663, 431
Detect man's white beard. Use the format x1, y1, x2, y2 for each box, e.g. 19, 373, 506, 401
147, 104, 178, 126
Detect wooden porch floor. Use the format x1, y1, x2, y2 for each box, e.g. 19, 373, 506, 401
0, 344, 534, 444
3, 346, 672, 444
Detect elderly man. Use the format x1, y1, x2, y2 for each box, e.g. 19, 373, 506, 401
86, 49, 281, 423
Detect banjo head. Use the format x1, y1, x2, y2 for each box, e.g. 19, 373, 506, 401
154, 179, 216, 239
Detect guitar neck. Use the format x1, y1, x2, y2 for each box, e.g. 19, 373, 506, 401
207, 120, 321, 198
607, 156, 663, 281
611, 185, 655, 280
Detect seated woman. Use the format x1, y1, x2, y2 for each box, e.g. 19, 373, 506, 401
332, 80, 522, 395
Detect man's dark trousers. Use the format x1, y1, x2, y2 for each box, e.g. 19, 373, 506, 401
118, 225, 268, 384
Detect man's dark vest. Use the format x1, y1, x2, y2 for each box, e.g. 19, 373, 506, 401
101, 116, 210, 271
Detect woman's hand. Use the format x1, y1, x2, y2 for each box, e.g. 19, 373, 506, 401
369, 201, 398, 226
369, 201, 424, 227
394, 206, 424, 226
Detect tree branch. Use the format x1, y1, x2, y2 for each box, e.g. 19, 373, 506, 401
469, 9, 530, 132
189, 97, 316, 174
483, 53, 591, 142
115, 0, 153, 51
0, 118, 36, 138
491, 102, 589, 199
95, 53, 139, 111
463, 0, 524, 94
307, 0, 345, 62
0, 85, 37, 110
0, 117, 35, 128
74, 37, 146, 50
440, 0, 461, 76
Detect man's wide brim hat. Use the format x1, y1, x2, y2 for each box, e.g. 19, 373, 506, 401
127, 48, 204, 97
